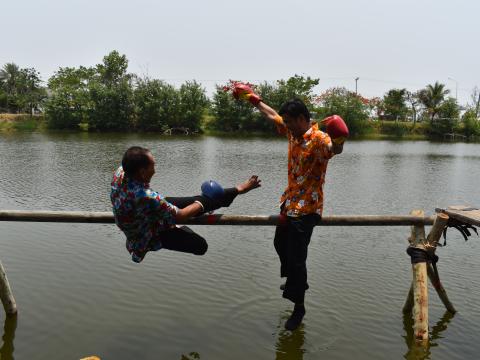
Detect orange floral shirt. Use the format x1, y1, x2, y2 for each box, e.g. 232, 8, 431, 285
274, 116, 334, 217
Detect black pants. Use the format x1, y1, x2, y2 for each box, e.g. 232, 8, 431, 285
274, 214, 320, 304
162, 188, 238, 255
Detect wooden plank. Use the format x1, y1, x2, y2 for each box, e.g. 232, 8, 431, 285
436, 205, 480, 227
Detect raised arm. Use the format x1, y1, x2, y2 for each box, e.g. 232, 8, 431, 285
230, 82, 285, 127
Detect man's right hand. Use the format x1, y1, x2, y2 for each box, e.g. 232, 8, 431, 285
232, 82, 262, 106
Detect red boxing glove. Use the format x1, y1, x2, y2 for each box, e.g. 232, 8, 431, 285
232, 82, 262, 106
321, 115, 349, 144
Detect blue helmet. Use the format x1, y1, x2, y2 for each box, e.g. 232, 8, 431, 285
201, 180, 225, 199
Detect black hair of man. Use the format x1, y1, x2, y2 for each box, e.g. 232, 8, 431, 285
122, 146, 152, 178
278, 99, 311, 122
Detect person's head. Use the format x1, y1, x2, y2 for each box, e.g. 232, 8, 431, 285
279, 99, 311, 138
121, 146, 155, 183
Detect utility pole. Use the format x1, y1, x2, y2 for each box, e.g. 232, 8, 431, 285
448, 77, 458, 102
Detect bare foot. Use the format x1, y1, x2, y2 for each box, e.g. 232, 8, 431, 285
236, 175, 261, 194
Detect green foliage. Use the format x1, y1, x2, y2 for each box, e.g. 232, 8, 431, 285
88, 78, 134, 131
418, 81, 449, 121
0, 63, 46, 113
177, 81, 209, 131
382, 88, 408, 120
134, 78, 180, 131
428, 98, 460, 137
209, 85, 257, 132
378, 121, 410, 137
461, 109, 480, 138
209, 75, 319, 133
315, 87, 371, 136
45, 67, 93, 129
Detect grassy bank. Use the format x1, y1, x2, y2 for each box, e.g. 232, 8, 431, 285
0, 114, 46, 132
1, 114, 478, 142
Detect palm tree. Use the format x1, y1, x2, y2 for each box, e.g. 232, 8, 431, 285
418, 81, 450, 121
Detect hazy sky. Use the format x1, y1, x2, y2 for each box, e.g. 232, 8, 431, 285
3, 0, 479, 104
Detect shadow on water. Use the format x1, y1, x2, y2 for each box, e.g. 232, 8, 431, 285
274, 313, 306, 360
402, 311, 454, 359
0, 314, 17, 360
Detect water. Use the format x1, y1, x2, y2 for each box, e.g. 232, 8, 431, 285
0, 132, 479, 359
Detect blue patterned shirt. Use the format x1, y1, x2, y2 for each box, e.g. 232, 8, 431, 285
110, 166, 177, 262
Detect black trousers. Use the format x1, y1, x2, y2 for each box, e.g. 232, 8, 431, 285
161, 188, 238, 255
274, 214, 320, 304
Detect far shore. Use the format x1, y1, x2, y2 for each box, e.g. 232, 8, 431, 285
1, 113, 478, 143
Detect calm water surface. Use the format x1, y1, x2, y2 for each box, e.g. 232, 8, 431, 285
0, 132, 480, 359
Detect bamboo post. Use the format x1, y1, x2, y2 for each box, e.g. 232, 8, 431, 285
411, 255, 429, 341
0, 260, 17, 315
410, 212, 449, 341
426, 263, 456, 313
404, 209, 429, 341
403, 210, 427, 315
404, 211, 455, 316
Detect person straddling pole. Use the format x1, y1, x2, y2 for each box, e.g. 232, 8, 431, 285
111, 146, 261, 263
227, 81, 348, 331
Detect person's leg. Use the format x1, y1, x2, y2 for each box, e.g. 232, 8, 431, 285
274, 222, 289, 278
161, 226, 208, 255
282, 214, 319, 330
165, 187, 238, 210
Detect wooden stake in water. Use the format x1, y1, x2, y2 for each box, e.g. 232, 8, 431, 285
0, 260, 17, 315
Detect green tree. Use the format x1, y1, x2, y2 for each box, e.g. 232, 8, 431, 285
209, 85, 256, 132
406, 91, 421, 124
134, 78, 180, 131
315, 87, 370, 136
462, 109, 480, 138
418, 82, 450, 121
177, 81, 208, 131
45, 67, 94, 129
382, 88, 408, 121
88, 51, 135, 131
429, 97, 460, 136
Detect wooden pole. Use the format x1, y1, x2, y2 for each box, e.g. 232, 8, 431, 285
426, 263, 456, 313
403, 210, 429, 341
0, 210, 435, 226
410, 212, 449, 341
403, 210, 426, 315
404, 211, 455, 315
0, 260, 17, 315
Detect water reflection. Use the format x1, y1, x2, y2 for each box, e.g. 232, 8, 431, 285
403, 311, 454, 359
180, 351, 200, 360
275, 314, 305, 360
0, 314, 17, 360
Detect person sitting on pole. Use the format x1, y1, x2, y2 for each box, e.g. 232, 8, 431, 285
111, 146, 261, 263
228, 81, 348, 331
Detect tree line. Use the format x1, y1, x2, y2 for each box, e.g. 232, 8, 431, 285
1, 50, 479, 138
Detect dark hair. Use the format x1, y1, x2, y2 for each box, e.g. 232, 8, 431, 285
278, 99, 311, 121
122, 146, 152, 177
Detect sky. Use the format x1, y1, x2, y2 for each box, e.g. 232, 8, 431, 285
2, 0, 479, 105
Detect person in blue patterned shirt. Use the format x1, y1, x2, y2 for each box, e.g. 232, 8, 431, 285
111, 146, 261, 263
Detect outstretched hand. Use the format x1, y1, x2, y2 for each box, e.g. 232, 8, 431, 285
236, 175, 261, 194
224, 81, 262, 106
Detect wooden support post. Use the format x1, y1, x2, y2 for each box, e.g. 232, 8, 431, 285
412, 257, 429, 341
427, 263, 456, 313
409, 212, 449, 341
403, 210, 426, 315
0, 260, 17, 315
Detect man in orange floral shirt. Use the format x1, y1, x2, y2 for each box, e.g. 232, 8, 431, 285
231, 83, 348, 330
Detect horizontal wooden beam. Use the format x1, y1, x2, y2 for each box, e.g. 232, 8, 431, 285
0, 210, 435, 226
